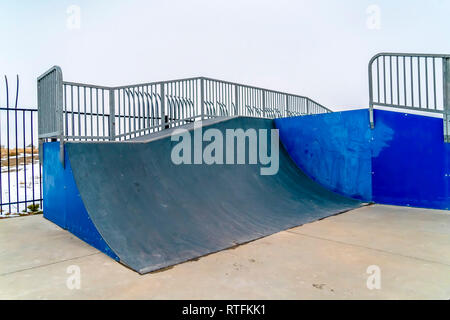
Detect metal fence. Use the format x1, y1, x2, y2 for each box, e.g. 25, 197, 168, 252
369, 52, 450, 142
1, 75, 41, 215
38, 67, 331, 148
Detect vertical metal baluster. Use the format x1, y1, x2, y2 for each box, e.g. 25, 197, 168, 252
176, 81, 180, 125
396, 56, 400, 105
234, 84, 238, 117
376, 58, 380, 102
117, 89, 121, 139
170, 82, 174, 125
64, 85, 67, 138
433, 58, 437, 110
31, 111, 36, 207
246, 87, 249, 115
383, 56, 386, 103
109, 88, 116, 140
142, 86, 146, 134
180, 81, 183, 123
14, 77, 19, 212
161, 83, 166, 130
96, 88, 99, 138
137, 87, 141, 135
146, 86, 150, 132
390, 56, 393, 104
207, 80, 211, 117
443, 57, 450, 142
403, 57, 407, 106
175, 82, 179, 124
425, 57, 429, 109
220, 82, 223, 115
6, 77, 11, 213
224, 83, 227, 115
23, 111, 27, 211
126, 89, 131, 137
228, 83, 232, 115
77, 86, 81, 139
175, 81, 179, 125
182, 81, 186, 123
418, 57, 422, 108
167, 83, 171, 124
71, 86, 74, 138
155, 84, 158, 129
199, 78, 203, 121
192, 80, 195, 120
102, 89, 105, 137
132, 88, 136, 135
214, 80, 218, 117
90, 88, 93, 140
84, 87, 87, 138
411, 57, 414, 107
185, 80, 188, 121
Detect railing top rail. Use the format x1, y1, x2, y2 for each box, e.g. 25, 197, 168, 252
369, 52, 450, 65
200, 77, 332, 112
62, 81, 112, 90
63, 76, 331, 112
37, 65, 62, 82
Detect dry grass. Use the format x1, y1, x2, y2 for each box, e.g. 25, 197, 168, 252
0, 147, 39, 167
1, 156, 39, 168
1, 147, 38, 158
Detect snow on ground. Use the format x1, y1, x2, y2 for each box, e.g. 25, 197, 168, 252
0, 158, 41, 216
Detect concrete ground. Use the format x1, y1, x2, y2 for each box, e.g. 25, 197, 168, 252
0, 204, 449, 300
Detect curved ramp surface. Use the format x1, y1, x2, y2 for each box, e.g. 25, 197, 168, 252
66, 117, 361, 273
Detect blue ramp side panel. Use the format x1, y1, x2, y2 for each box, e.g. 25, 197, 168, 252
372, 110, 450, 210
43, 142, 118, 260
275, 110, 372, 201
42, 142, 66, 228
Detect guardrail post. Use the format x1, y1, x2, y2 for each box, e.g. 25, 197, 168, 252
369, 58, 375, 129
444, 57, 450, 143
109, 89, 116, 141
200, 78, 205, 120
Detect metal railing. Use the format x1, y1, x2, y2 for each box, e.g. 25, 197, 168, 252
38, 67, 331, 150
1, 75, 42, 215
369, 52, 450, 142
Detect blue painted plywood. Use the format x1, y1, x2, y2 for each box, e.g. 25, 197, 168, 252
275, 109, 450, 210
275, 110, 372, 201
371, 110, 450, 210
43, 142, 118, 259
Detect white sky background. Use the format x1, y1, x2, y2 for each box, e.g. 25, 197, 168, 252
1, 0, 450, 111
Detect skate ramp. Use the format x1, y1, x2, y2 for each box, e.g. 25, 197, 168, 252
52, 117, 361, 273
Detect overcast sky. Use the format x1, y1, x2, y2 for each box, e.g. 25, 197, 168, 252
1, 0, 450, 110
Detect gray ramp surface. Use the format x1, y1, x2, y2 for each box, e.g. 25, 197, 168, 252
67, 117, 361, 273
